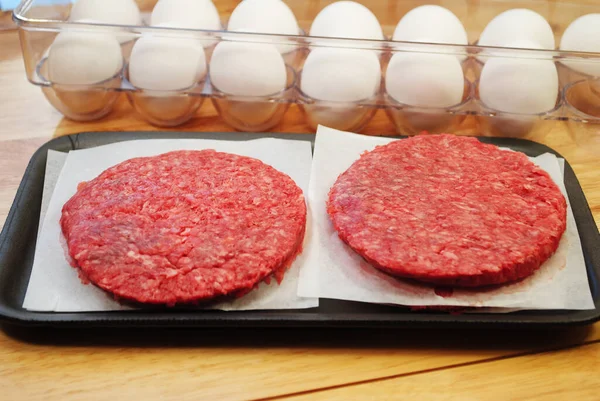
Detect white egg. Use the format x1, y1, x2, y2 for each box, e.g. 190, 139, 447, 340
478, 9, 555, 49
129, 28, 207, 91
301, 48, 381, 102
393, 5, 467, 46
151, 0, 221, 31
227, 0, 300, 54
480, 40, 558, 114
310, 1, 383, 41
69, 0, 141, 26
385, 52, 464, 107
560, 14, 600, 76
210, 41, 286, 96
228, 0, 300, 37
48, 30, 123, 85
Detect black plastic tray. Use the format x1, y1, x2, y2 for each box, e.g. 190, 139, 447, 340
1, 131, 599, 329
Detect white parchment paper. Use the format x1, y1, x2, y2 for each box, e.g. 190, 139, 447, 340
37, 150, 68, 238
24, 138, 319, 312
298, 126, 594, 310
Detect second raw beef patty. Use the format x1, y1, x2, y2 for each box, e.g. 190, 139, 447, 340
61, 150, 307, 305
327, 134, 567, 287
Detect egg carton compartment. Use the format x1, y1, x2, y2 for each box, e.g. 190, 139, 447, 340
563, 78, 600, 149
383, 79, 472, 136
297, 91, 379, 133
35, 56, 123, 121
123, 67, 206, 128
13, 0, 600, 143
208, 64, 298, 132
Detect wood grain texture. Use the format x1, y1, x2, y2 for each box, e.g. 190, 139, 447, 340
0, 137, 48, 226
1, 1, 600, 400
279, 340, 600, 401
0, 326, 598, 401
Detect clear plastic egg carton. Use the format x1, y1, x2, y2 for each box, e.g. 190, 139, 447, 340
13, 0, 600, 143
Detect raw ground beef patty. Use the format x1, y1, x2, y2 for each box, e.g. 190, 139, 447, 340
327, 134, 567, 287
61, 150, 306, 305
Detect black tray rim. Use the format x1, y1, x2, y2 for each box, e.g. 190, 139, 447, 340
1, 131, 598, 329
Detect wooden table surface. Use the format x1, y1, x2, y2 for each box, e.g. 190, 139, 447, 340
1, 3, 600, 398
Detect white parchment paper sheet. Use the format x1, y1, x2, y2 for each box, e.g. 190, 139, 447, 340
24, 138, 319, 312
37, 150, 68, 238
298, 126, 594, 310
